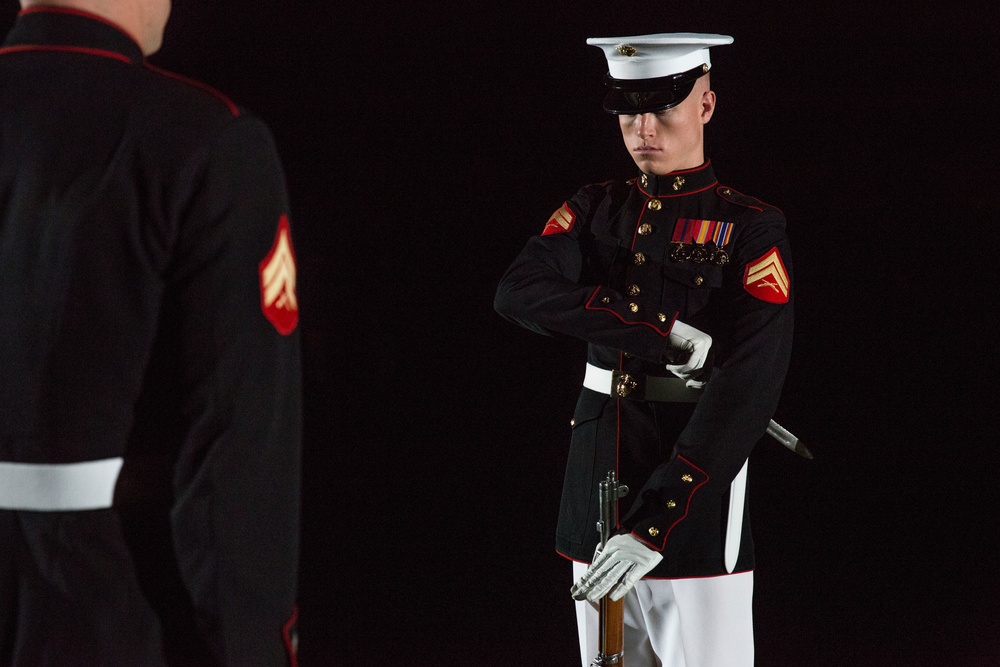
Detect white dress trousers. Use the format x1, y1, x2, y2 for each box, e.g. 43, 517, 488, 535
573, 562, 755, 667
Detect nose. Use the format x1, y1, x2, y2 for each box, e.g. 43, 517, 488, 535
636, 113, 656, 138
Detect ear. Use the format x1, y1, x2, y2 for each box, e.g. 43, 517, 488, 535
700, 90, 717, 125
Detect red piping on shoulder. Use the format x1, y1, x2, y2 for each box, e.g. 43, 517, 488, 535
143, 62, 241, 117
716, 185, 786, 216
0, 44, 131, 63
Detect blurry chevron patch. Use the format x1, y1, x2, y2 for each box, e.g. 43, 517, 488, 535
541, 203, 575, 236
259, 214, 299, 334
743, 247, 789, 303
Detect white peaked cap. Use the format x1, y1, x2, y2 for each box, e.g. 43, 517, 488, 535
587, 33, 734, 80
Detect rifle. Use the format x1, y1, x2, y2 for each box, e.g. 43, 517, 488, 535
591, 471, 629, 666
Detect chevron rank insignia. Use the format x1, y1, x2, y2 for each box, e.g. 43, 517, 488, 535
743, 247, 790, 303
541, 202, 575, 236
259, 214, 299, 335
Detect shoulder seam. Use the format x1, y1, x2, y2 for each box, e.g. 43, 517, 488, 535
716, 185, 783, 215
143, 62, 241, 117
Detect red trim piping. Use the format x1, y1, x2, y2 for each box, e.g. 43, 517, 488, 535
584, 288, 672, 337
558, 549, 754, 579
637, 179, 718, 199
0, 44, 132, 63
644, 568, 755, 580
632, 455, 709, 551
282, 605, 299, 667
143, 62, 241, 117
714, 185, 786, 214
615, 351, 623, 527
18, 6, 143, 53
629, 198, 646, 250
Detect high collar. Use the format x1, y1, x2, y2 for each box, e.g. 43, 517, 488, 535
2, 6, 144, 64
635, 161, 718, 198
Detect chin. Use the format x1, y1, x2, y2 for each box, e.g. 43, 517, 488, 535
630, 156, 668, 176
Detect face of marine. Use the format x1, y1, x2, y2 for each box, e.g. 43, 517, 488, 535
618, 76, 716, 176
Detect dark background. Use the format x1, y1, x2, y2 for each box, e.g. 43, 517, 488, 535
5, 1, 999, 664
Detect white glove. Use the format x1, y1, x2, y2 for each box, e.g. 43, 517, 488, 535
666, 320, 712, 384
570, 534, 663, 602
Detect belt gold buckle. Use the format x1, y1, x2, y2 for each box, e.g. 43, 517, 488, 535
611, 370, 640, 399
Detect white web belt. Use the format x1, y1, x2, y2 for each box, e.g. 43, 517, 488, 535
0, 457, 123, 511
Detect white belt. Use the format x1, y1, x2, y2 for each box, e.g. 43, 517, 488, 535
582, 363, 748, 573
583, 363, 701, 402
0, 457, 123, 511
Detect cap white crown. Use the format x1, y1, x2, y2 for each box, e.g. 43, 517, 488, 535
587, 33, 734, 80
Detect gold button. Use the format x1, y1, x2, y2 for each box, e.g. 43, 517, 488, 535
681, 474, 693, 483
647, 199, 662, 211
701, 63, 710, 74
601, 296, 611, 304
665, 500, 677, 509
648, 527, 660, 537
570, 418, 576, 427
672, 176, 685, 191
693, 275, 704, 286
723, 188, 732, 195
657, 313, 668, 322
640, 174, 648, 187
628, 302, 639, 313
638, 223, 653, 236
628, 284, 641, 297
633, 252, 646, 266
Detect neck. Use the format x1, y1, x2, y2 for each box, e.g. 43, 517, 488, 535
21, 0, 152, 54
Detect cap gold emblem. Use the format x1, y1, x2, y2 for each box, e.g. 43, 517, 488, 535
617, 44, 637, 57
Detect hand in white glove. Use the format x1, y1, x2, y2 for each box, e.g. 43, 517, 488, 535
570, 534, 663, 602
666, 320, 712, 385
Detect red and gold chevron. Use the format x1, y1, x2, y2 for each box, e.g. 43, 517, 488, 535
541, 202, 575, 236
259, 214, 299, 335
743, 247, 790, 304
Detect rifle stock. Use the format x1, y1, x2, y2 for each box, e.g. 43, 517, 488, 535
593, 597, 624, 666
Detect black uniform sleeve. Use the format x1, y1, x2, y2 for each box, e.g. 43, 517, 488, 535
495, 188, 683, 364
625, 206, 793, 552
165, 113, 301, 666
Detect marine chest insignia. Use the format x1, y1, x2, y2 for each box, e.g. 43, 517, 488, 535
259, 214, 299, 335
743, 247, 790, 304
542, 202, 576, 236
669, 218, 733, 265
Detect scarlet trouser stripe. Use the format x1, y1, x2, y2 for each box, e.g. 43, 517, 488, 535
0, 458, 123, 510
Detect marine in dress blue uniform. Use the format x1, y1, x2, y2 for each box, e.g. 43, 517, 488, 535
495, 33, 793, 665
0, 5, 301, 665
